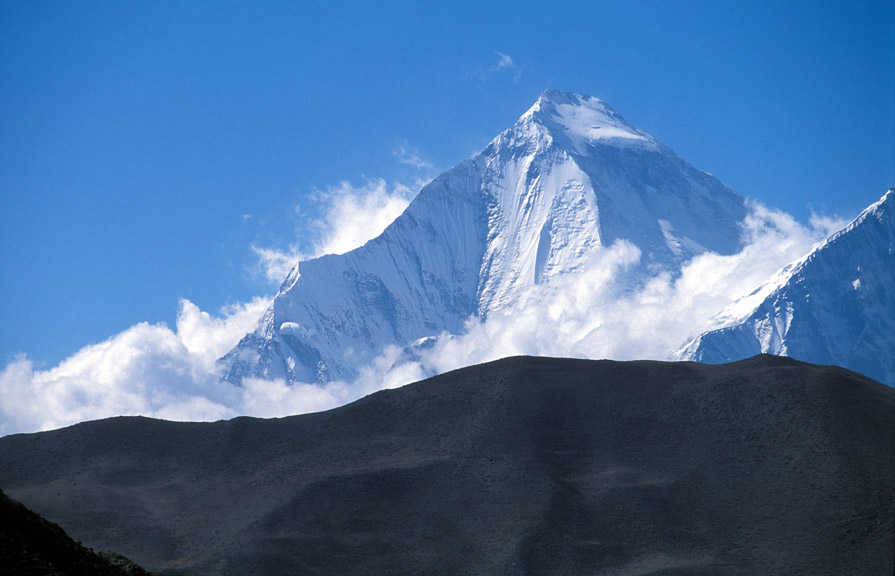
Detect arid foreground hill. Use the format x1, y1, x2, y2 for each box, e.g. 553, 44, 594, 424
1, 355, 892, 575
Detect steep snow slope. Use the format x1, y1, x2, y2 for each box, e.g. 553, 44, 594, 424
678, 189, 895, 386
222, 90, 748, 384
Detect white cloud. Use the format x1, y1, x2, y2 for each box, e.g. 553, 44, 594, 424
252, 244, 305, 286
253, 179, 418, 285
808, 211, 848, 238
0, 201, 842, 437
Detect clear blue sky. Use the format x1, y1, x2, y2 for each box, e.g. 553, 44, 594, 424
2, 0, 893, 367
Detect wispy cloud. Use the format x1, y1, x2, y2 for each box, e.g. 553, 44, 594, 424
490, 51, 522, 83
493, 52, 516, 72
393, 142, 432, 170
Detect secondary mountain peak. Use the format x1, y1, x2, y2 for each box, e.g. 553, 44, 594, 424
519, 89, 659, 153
678, 188, 895, 386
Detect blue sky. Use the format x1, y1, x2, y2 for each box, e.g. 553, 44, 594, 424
1, 0, 893, 368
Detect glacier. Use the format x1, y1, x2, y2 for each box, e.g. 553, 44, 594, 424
677, 189, 895, 386
221, 90, 749, 384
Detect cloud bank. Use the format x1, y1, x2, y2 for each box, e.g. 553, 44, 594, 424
0, 298, 266, 435
0, 202, 840, 436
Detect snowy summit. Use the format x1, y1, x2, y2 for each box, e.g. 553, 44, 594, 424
520, 89, 659, 152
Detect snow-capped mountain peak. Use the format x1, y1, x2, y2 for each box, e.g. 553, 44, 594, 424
221, 91, 748, 385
